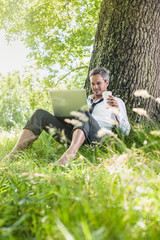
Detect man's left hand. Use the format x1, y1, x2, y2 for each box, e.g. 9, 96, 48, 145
107, 95, 119, 109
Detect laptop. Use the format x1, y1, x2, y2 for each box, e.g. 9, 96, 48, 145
50, 89, 88, 117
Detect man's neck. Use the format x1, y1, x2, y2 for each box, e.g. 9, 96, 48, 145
94, 95, 103, 101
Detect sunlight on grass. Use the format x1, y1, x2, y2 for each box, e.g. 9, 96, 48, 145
0, 128, 20, 147
0, 124, 160, 240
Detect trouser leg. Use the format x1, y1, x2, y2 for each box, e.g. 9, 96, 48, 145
24, 109, 73, 143
56, 112, 103, 166
2, 109, 73, 161
73, 111, 102, 144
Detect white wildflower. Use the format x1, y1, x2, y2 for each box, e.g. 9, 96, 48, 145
134, 89, 151, 98
70, 111, 88, 122
64, 118, 82, 127
41, 216, 47, 223
132, 108, 148, 117
143, 140, 147, 145
155, 97, 160, 104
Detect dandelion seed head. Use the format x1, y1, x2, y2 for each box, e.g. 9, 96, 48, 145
132, 108, 148, 117
150, 130, 160, 136
134, 89, 151, 98
109, 107, 120, 116
64, 118, 82, 127
96, 128, 108, 137
60, 129, 67, 143
155, 97, 160, 104
70, 111, 88, 122
106, 117, 117, 125
45, 126, 56, 135
80, 104, 89, 111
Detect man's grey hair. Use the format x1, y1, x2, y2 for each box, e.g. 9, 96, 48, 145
89, 67, 110, 82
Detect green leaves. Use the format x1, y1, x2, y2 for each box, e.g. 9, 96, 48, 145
0, 0, 101, 76
0, 72, 31, 129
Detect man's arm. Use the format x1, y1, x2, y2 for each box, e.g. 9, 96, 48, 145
107, 96, 130, 136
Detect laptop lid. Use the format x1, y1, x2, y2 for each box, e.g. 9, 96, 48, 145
50, 89, 88, 117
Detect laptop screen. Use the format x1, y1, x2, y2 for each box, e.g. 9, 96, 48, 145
50, 89, 88, 117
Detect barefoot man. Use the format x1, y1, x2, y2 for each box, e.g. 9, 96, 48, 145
2, 67, 130, 166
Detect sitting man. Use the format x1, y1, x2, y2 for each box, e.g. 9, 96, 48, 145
2, 67, 130, 166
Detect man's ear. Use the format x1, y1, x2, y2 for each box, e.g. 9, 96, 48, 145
106, 80, 109, 87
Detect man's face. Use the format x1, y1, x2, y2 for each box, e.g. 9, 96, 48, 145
91, 74, 109, 99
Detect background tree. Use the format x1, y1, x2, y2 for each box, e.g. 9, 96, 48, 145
85, 0, 160, 121
0, 72, 31, 129
0, 0, 101, 127
0, 0, 159, 123
0, 0, 101, 88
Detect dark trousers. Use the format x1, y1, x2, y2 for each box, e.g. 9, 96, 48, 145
24, 109, 102, 144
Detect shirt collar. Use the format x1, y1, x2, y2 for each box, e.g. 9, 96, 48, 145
88, 94, 103, 103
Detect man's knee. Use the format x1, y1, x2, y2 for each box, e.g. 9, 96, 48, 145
33, 109, 46, 117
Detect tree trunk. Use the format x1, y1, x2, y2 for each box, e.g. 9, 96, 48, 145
85, 0, 160, 121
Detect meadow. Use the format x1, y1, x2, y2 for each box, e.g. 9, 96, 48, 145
0, 123, 160, 240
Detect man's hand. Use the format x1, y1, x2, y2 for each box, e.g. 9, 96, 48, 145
107, 95, 119, 108
107, 95, 120, 124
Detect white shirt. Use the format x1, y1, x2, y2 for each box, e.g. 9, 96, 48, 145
88, 95, 130, 136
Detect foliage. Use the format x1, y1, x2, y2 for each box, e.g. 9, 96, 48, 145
0, 0, 102, 85
0, 72, 31, 129
0, 123, 160, 239
0, 69, 89, 130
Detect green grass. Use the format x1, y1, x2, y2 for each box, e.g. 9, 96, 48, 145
0, 124, 160, 240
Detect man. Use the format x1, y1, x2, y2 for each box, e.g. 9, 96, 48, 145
2, 67, 130, 166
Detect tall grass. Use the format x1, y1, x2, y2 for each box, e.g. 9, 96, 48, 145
0, 123, 160, 240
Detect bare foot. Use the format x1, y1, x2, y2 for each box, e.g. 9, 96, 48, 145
57, 153, 75, 167
49, 149, 77, 167
1, 149, 22, 162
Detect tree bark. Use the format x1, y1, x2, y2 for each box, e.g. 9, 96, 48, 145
85, 0, 160, 121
